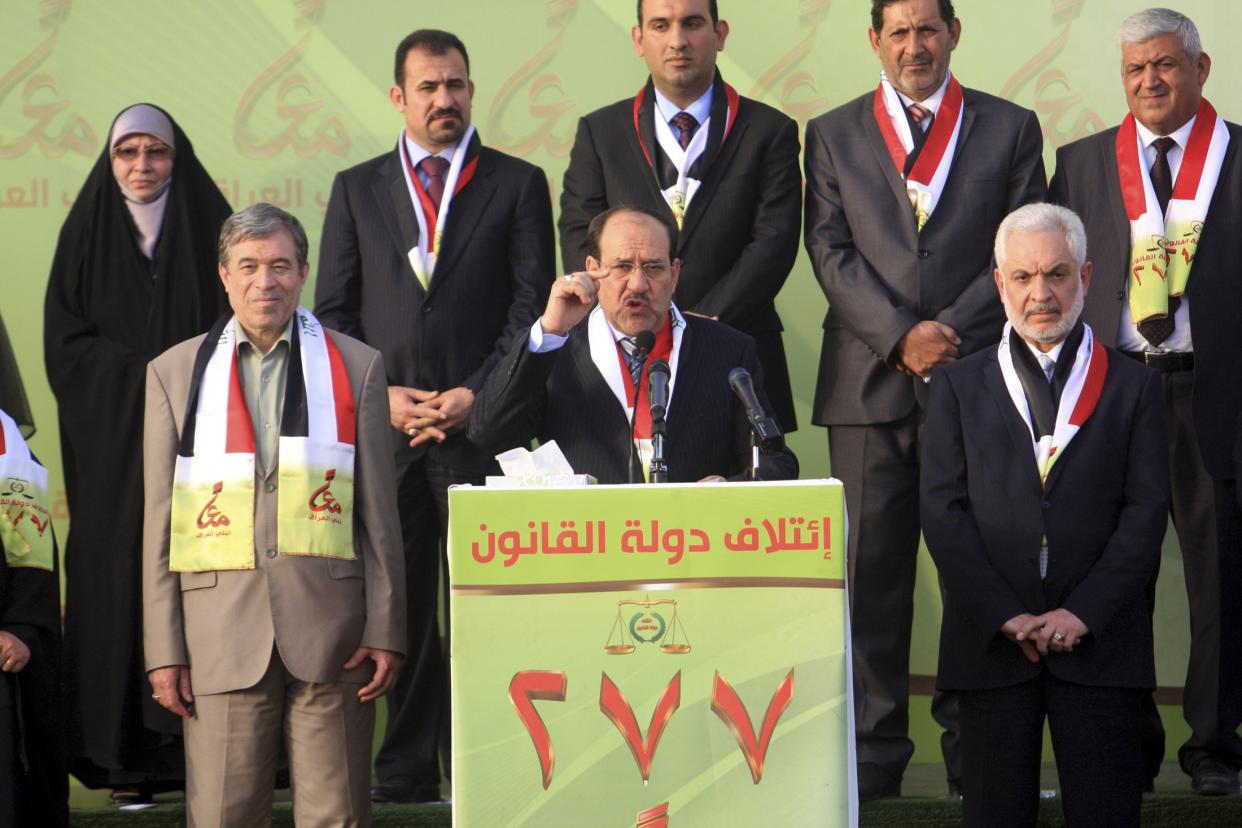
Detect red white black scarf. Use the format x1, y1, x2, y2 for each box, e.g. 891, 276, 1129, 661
873, 73, 964, 230
397, 126, 481, 288
633, 73, 739, 228
170, 308, 356, 571
1116, 99, 1227, 324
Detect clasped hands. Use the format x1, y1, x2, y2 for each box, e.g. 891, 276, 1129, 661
896, 320, 960, 379
1001, 609, 1089, 663
390, 385, 475, 447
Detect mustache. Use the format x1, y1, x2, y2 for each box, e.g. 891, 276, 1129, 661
1025, 302, 1061, 317
428, 107, 462, 122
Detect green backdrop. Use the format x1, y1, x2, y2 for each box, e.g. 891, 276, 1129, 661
2, 0, 1233, 763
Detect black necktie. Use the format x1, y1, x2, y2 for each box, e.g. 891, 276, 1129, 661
1137, 137, 1180, 347
1150, 136, 1176, 214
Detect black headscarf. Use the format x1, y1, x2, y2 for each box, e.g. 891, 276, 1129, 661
0, 314, 33, 438
43, 103, 231, 783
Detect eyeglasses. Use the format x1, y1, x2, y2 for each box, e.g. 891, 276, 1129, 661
112, 144, 173, 163
604, 260, 672, 281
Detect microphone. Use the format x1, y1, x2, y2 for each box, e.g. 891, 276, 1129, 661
728, 367, 784, 453
631, 330, 654, 366
648, 359, 670, 423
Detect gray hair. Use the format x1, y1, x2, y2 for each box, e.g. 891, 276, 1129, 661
217, 203, 309, 267
994, 203, 1087, 272
1118, 7, 1202, 60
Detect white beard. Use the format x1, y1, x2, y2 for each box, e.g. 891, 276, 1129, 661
1005, 286, 1084, 346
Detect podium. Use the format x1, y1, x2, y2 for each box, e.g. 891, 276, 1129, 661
447, 480, 856, 827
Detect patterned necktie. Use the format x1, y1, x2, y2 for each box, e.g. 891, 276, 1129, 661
903, 103, 934, 176
418, 155, 450, 209
670, 112, 699, 150
619, 337, 645, 390
1137, 136, 1180, 347
907, 102, 933, 136
1038, 353, 1055, 382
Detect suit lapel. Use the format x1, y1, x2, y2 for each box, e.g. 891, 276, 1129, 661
910, 92, 973, 235
679, 119, 747, 251
375, 150, 424, 292
1102, 136, 1132, 271
568, 331, 635, 477
1195, 125, 1241, 274
927, 98, 974, 221
426, 151, 497, 291
982, 352, 1044, 492
633, 86, 676, 220
861, 102, 919, 227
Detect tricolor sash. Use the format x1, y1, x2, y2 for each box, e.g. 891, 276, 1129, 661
587, 306, 685, 480
170, 308, 357, 572
1117, 100, 1228, 325
615, 315, 675, 440
873, 74, 964, 231
998, 323, 1107, 487
0, 408, 53, 570
633, 75, 739, 228
398, 126, 481, 289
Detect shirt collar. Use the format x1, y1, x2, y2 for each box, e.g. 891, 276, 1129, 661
604, 304, 686, 343
1135, 113, 1196, 151
653, 85, 713, 128
1024, 336, 1066, 365
403, 131, 458, 167
236, 317, 293, 356
889, 71, 950, 116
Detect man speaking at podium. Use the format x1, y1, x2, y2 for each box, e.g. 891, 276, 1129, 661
469, 205, 797, 484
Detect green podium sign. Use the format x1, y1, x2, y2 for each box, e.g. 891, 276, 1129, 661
448, 480, 854, 827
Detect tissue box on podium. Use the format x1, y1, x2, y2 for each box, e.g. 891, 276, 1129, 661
484, 441, 597, 488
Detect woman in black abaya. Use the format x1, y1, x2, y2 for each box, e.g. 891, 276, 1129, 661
44, 103, 231, 806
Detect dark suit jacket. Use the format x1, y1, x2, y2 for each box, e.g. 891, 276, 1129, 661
1050, 123, 1242, 480
558, 75, 802, 430
467, 313, 798, 484
804, 87, 1047, 426
920, 342, 1169, 691
314, 139, 555, 472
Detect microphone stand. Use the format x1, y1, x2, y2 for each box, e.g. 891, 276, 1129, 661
627, 381, 642, 484
649, 418, 668, 483
626, 352, 648, 484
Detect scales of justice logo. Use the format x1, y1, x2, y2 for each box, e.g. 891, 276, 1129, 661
604, 594, 691, 655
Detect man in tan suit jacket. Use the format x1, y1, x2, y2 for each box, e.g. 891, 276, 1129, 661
142, 203, 405, 827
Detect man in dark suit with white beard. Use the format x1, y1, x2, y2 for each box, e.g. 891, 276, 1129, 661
803, 0, 1047, 799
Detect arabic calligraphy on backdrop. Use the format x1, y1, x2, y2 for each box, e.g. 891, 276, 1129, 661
1000, 0, 1105, 147
0, 0, 95, 159
470, 513, 833, 567
485, 0, 579, 158
0, 176, 332, 211
748, 0, 832, 128
232, 0, 350, 160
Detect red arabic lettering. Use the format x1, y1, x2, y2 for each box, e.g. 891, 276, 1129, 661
508, 670, 568, 790
709, 669, 795, 784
